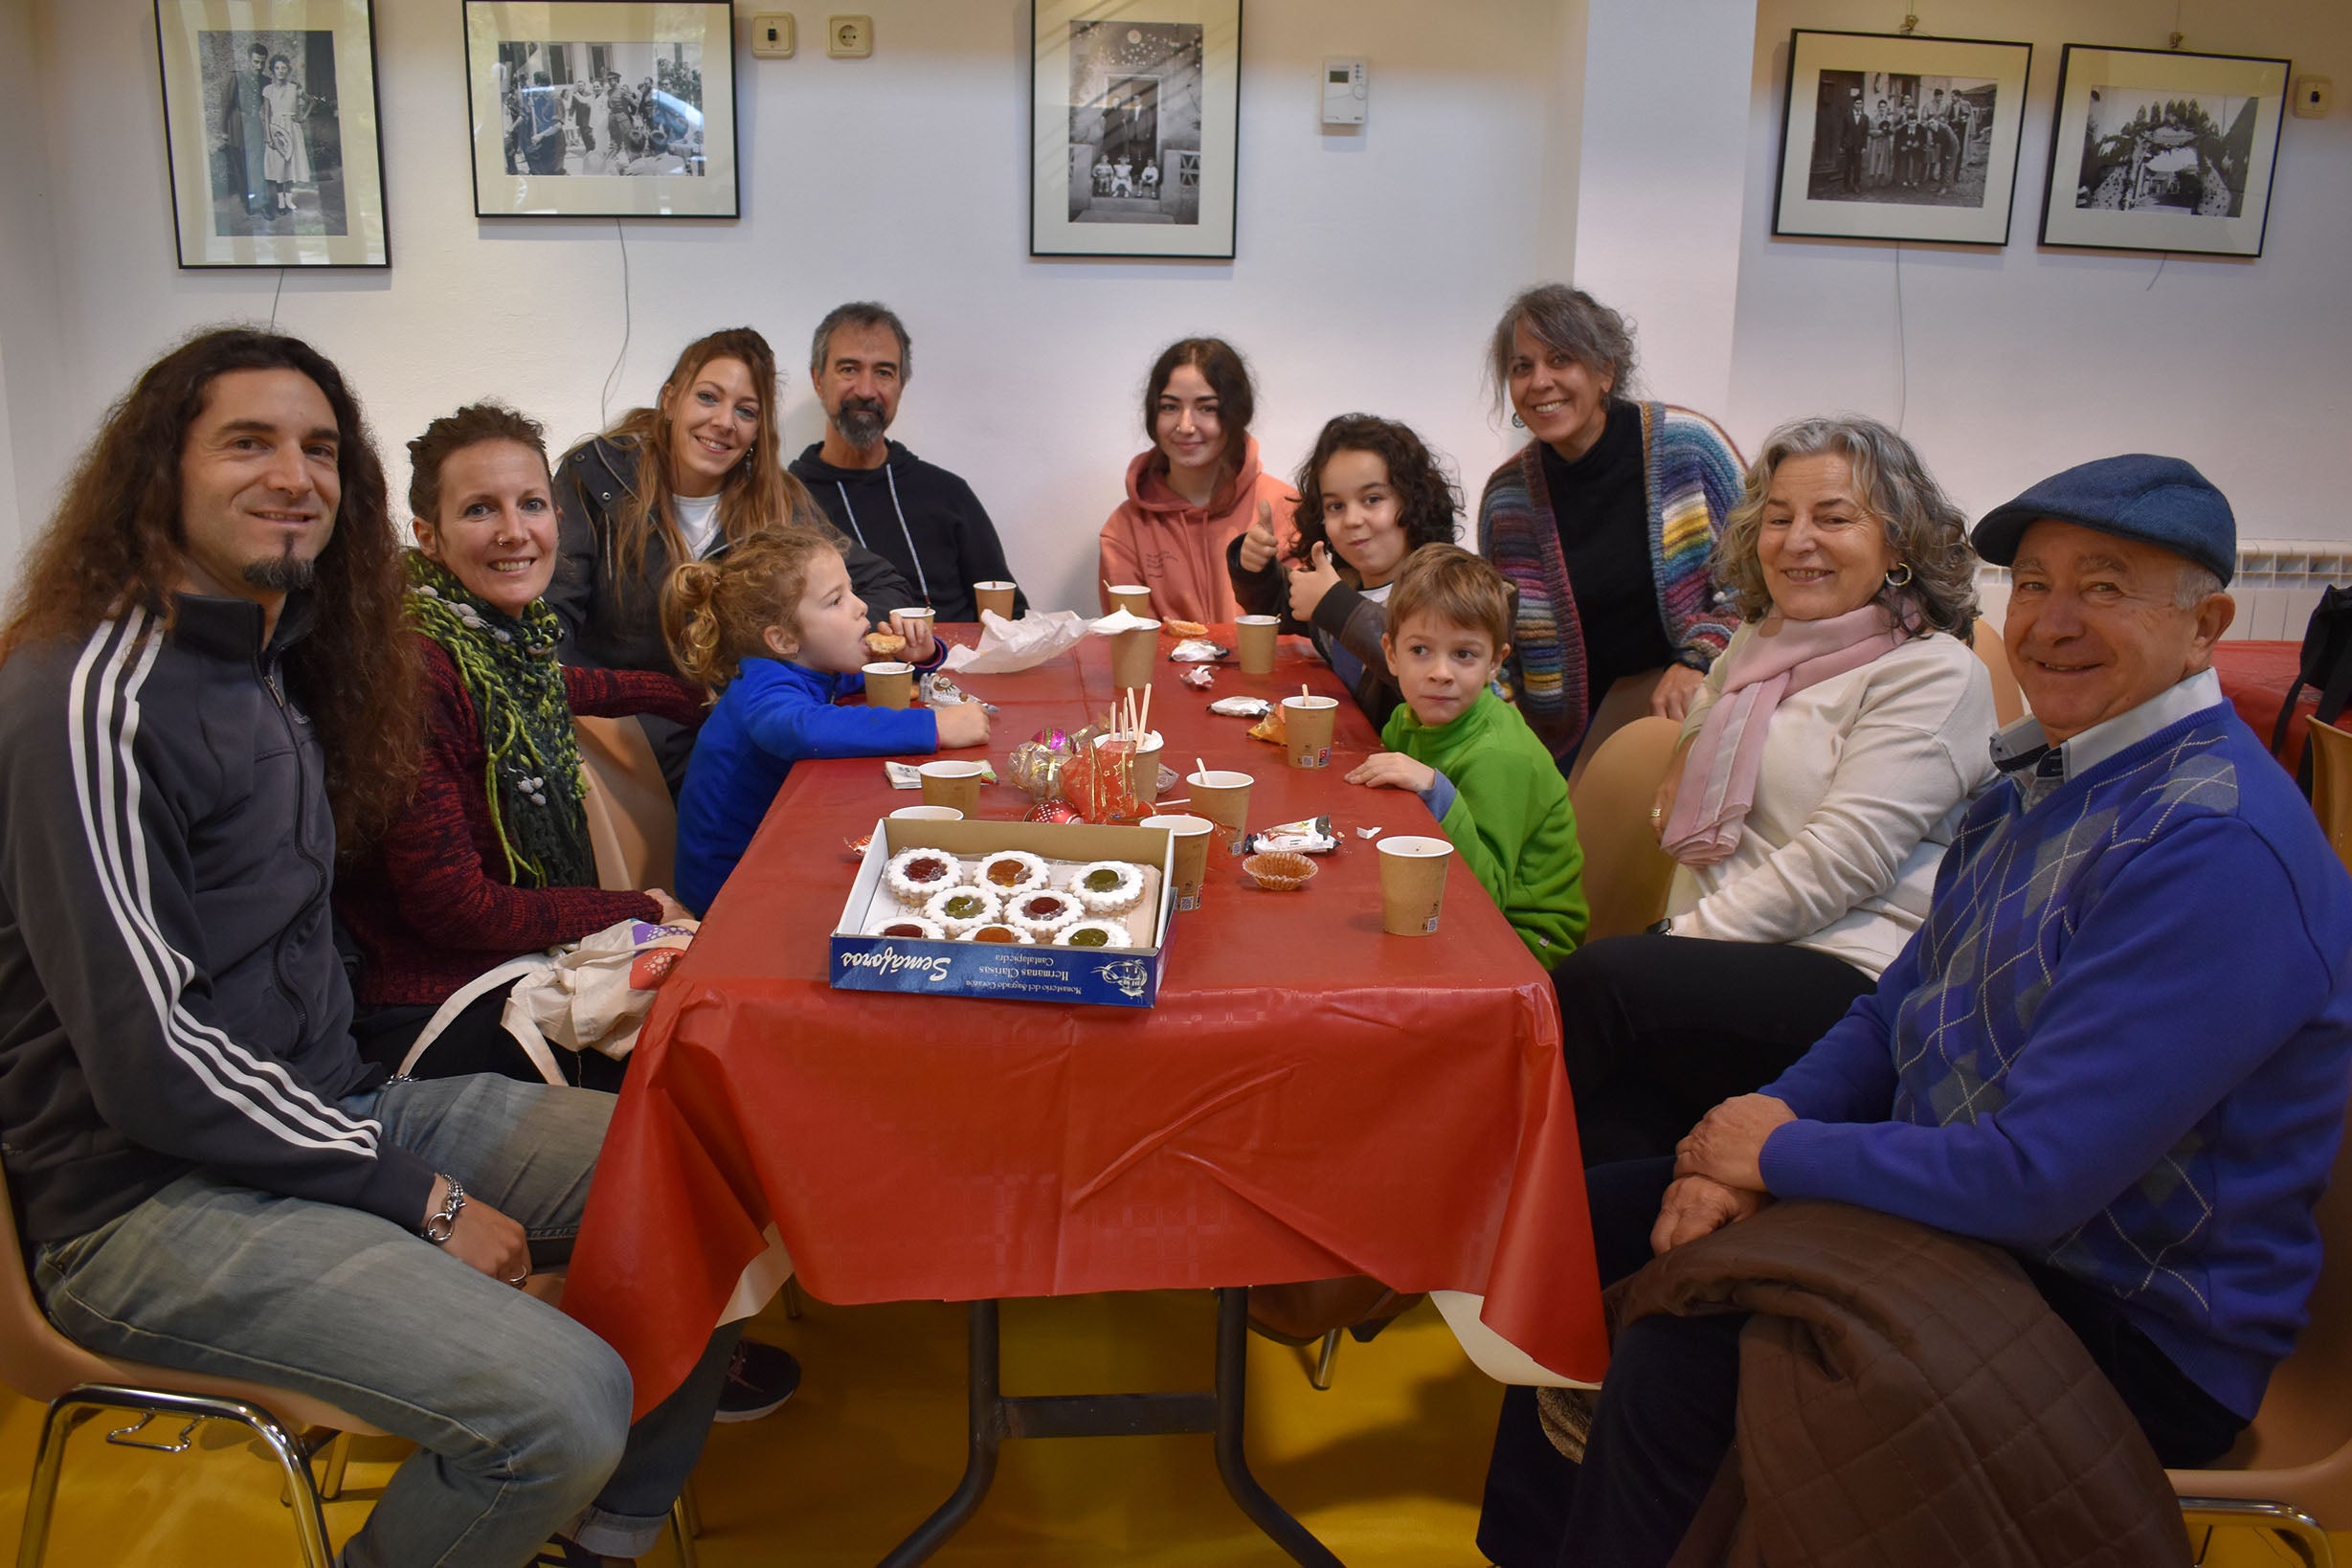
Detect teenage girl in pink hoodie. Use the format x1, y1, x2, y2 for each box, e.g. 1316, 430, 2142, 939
1096, 337, 1298, 622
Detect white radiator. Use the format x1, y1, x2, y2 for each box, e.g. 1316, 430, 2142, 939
1974, 541, 2349, 641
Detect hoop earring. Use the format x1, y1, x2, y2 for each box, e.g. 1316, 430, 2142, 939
1511, 413, 1526, 430
1885, 563, 1915, 589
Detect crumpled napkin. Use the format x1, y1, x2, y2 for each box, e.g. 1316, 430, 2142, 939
943, 609, 1091, 673
1088, 607, 1162, 636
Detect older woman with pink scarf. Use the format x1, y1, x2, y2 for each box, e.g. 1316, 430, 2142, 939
1556, 414, 1998, 1164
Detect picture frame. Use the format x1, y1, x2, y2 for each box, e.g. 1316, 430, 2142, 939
152, 0, 390, 268
1031, 0, 1242, 259
2039, 44, 2290, 258
1772, 28, 2033, 247
462, 1, 740, 219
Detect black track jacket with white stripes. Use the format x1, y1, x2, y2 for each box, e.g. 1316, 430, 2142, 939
0, 594, 437, 1243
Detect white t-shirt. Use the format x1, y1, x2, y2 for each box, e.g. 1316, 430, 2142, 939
1360, 581, 1394, 605
1664, 628, 1999, 978
674, 492, 722, 560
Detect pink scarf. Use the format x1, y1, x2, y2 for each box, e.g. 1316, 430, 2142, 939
1661, 605, 1902, 866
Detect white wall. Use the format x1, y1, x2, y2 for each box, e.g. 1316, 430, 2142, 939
11, 0, 1561, 613
1725, 0, 2352, 537
0, 0, 63, 579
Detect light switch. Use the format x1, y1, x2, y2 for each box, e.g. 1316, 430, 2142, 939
750, 12, 795, 58
2292, 76, 2331, 119
827, 14, 872, 58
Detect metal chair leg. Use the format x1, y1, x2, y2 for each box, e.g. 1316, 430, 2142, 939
19, 1387, 335, 1568
679, 1471, 704, 1536
668, 1492, 702, 1568
783, 1276, 804, 1321
1308, 1331, 1341, 1392
318, 1428, 353, 1501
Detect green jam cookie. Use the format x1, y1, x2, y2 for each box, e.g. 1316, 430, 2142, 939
1067, 928, 1110, 947
1084, 868, 1123, 892
945, 894, 984, 919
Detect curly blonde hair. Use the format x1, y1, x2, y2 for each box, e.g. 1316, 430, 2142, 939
1714, 414, 1977, 639
661, 528, 838, 696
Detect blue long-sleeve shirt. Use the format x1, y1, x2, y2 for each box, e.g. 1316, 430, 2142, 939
1758, 700, 2352, 1419
676, 658, 940, 913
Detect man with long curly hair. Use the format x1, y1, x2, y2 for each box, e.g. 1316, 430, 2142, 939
0, 327, 731, 1566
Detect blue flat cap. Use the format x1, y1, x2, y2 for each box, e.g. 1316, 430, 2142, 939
1973, 454, 2235, 586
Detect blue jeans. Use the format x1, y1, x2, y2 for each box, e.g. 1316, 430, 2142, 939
34, 1074, 735, 1564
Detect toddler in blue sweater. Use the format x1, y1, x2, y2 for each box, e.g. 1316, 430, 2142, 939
664, 531, 989, 913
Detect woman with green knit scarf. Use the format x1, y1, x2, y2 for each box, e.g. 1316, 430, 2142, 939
334, 402, 706, 1091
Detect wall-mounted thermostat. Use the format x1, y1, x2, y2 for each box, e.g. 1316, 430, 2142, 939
1322, 57, 1367, 125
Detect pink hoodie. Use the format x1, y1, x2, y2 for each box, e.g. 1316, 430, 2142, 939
1097, 435, 1299, 622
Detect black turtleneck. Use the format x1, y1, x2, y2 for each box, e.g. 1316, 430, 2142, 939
1537, 399, 1678, 695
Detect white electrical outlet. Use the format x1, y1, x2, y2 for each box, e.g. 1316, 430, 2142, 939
2292, 76, 2331, 119
750, 12, 795, 58
827, 14, 872, 58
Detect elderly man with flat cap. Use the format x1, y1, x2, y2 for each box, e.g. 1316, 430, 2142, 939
1479, 454, 2352, 1568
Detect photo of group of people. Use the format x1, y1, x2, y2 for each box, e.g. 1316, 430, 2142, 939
1805, 69, 1998, 210
1064, 20, 1204, 226
491, 40, 706, 178
201, 30, 347, 236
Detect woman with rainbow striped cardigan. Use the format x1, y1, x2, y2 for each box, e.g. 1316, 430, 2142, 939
1476, 285, 1744, 770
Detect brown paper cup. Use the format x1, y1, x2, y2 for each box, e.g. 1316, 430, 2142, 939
1100, 729, 1163, 805
1184, 770, 1252, 854
1141, 814, 1215, 911
895, 607, 936, 642
918, 760, 986, 815
862, 661, 913, 709
1235, 615, 1280, 675
1108, 584, 1154, 616
889, 804, 963, 821
1281, 695, 1338, 770
973, 581, 1017, 619
1378, 835, 1453, 936
1110, 621, 1162, 689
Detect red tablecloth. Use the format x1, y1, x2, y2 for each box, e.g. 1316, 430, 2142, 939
2213, 639, 2309, 770
564, 627, 1605, 1417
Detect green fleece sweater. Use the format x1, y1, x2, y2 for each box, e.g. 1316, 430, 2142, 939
1380, 690, 1587, 968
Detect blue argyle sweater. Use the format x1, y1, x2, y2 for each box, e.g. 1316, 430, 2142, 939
1760, 702, 2352, 1418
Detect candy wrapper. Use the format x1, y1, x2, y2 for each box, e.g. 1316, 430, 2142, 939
1168, 638, 1229, 662
1244, 816, 1339, 856
1007, 728, 1077, 802
1180, 665, 1215, 690
1060, 725, 1140, 822
920, 671, 998, 714
886, 759, 998, 790
1247, 706, 1288, 747
1207, 696, 1271, 718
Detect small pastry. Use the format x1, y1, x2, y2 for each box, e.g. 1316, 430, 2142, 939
1163, 617, 1209, 638
864, 629, 907, 657
1067, 861, 1145, 917
867, 914, 945, 940
885, 846, 963, 907
924, 884, 1002, 938
956, 922, 1029, 944
1006, 888, 1083, 939
974, 849, 1051, 896
1054, 920, 1131, 949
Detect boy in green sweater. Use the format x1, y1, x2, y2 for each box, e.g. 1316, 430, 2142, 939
1346, 546, 1587, 967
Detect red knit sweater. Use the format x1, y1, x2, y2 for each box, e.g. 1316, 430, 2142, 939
336, 635, 705, 1007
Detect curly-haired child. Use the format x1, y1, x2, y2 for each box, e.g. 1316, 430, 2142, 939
665, 530, 986, 913
1225, 413, 1461, 728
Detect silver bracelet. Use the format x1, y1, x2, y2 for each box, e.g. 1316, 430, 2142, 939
421, 1176, 466, 1243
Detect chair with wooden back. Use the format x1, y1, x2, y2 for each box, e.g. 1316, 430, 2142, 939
2170, 1087, 2352, 1566
2305, 718, 2352, 877
1968, 617, 2025, 728
1568, 715, 1683, 943
576, 714, 678, 894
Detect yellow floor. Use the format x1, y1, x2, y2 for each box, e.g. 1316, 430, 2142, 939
0, 1288, 2335, 1565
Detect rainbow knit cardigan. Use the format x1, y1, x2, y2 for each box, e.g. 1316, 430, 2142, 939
1477, 403, 1743, 760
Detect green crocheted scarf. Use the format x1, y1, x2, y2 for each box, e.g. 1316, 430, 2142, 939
405, 553, 594, 889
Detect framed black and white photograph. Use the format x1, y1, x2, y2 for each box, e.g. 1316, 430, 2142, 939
463, 1, 739, 219
2040, 44, 2290, 258
1772, 29, 2032, 247
1030, 0, 1242, 259
152, 0, 389, 268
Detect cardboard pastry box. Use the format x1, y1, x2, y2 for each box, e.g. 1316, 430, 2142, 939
830, 818, 1176, 1008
